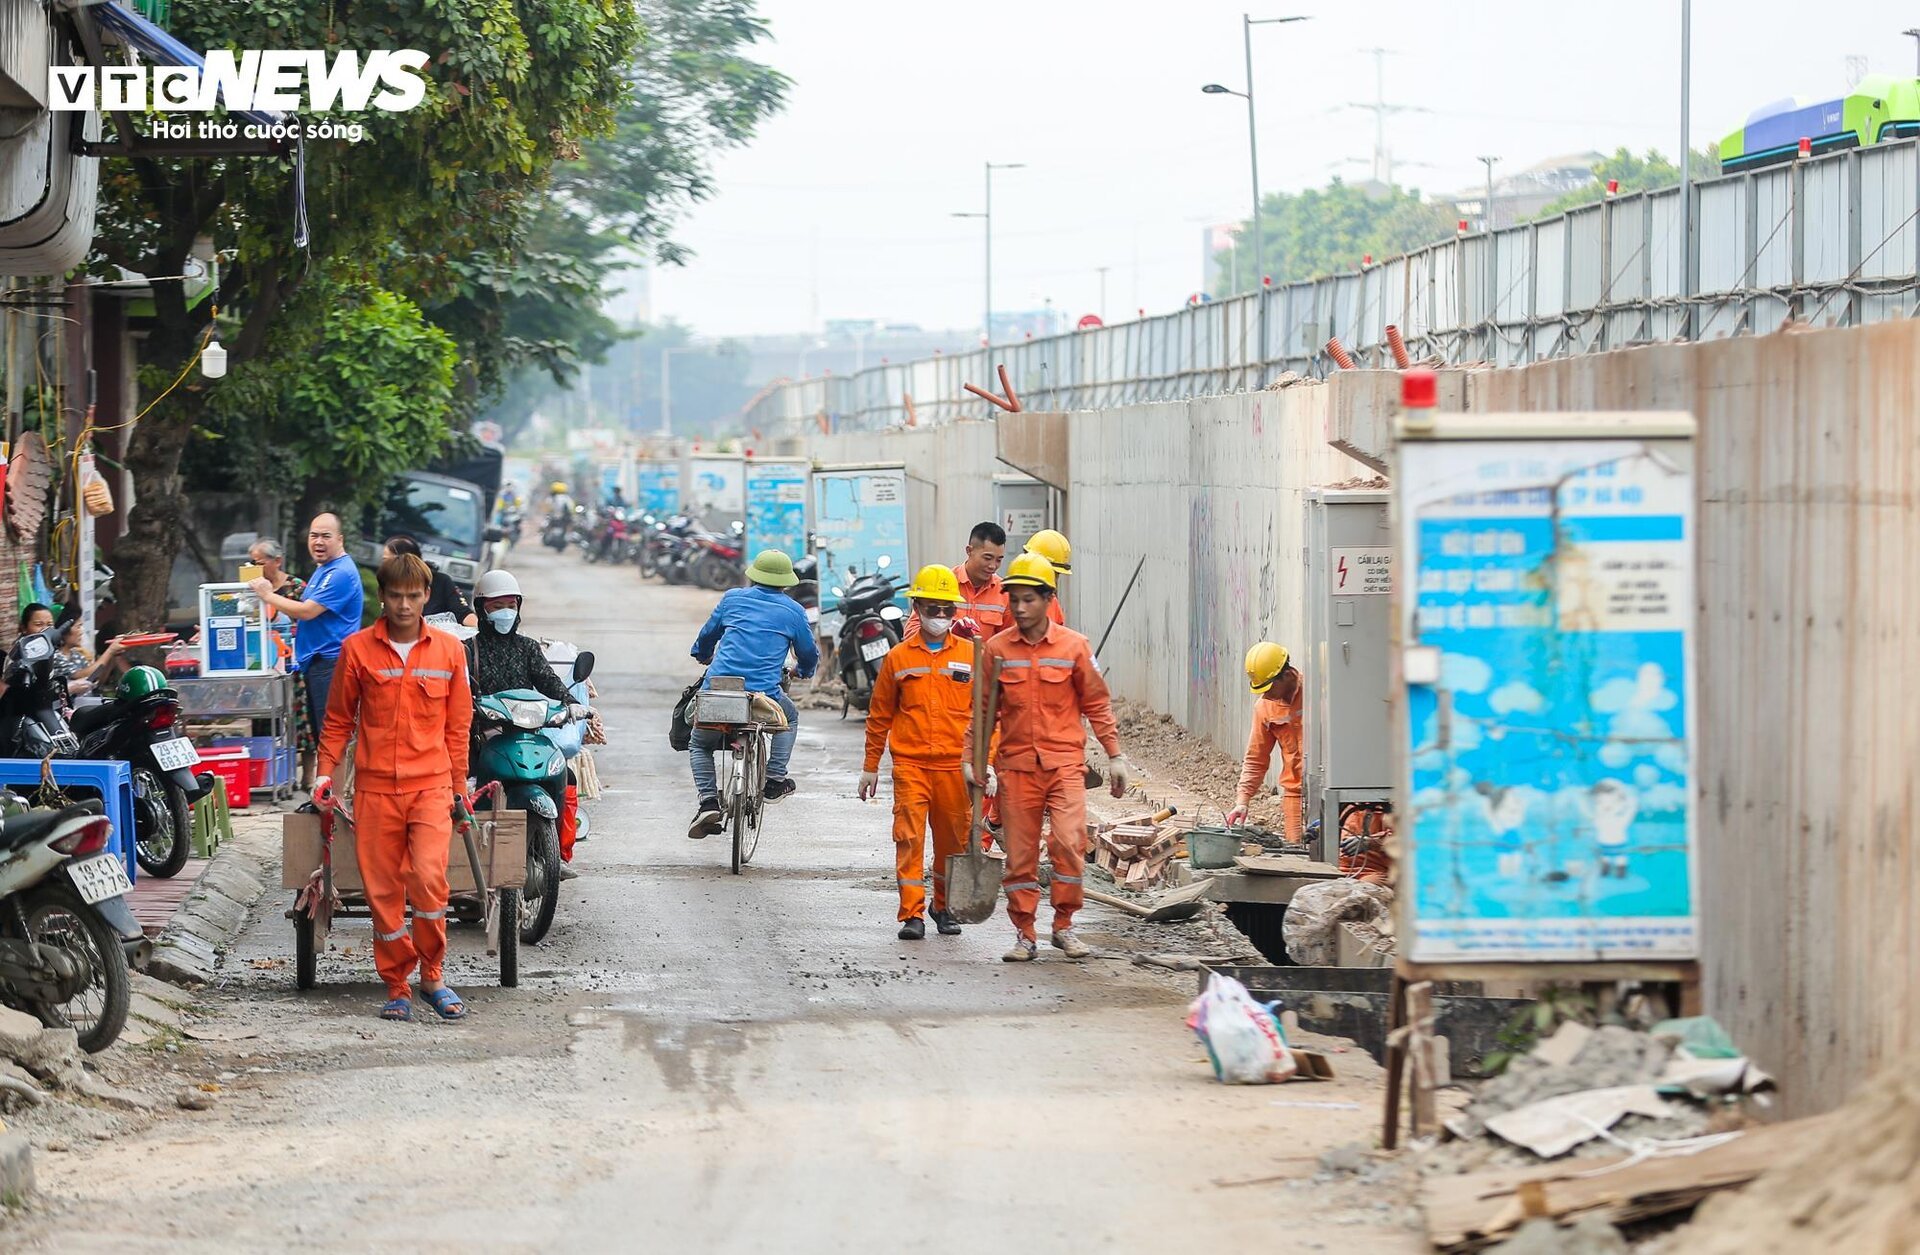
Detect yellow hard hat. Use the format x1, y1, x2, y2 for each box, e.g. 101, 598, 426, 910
905, 564, 962, 603
1002, 552, 1058, 590
1245, 642, 1291, 694
549, 481, 568, 494
1024, 529, 1072, 575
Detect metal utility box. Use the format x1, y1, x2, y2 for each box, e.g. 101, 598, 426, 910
198, 583, 272, 676
991, 475, 1052, 556
1304, 489, 1394, 861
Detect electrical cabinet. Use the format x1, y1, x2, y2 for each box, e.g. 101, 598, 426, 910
1304, 489, 1394, 860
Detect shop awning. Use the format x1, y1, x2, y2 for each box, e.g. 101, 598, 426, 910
86, 0, 287, 129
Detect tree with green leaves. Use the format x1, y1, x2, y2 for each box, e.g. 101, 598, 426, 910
1214, 180, 1459, 293
1535, 147, 1722, 218
94, 0, 640, 622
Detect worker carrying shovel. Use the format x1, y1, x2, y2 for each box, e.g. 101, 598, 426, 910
970, 553, 1128, 963
1227, 643, 1305, 845
314, 552, 474, 1023
860, 565, 991, 941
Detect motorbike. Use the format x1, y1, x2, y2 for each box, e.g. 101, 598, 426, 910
471, 660, 592, 945
830, 555, 905, 713
788, 554, 821, 636
590, 508, 637, 565
0, 798, 141, 1053
687, 524, 746, 591
0, 625, 80, 761
541, 511, 571, 552
653, 515, 701, 585
68, 665, 214, 879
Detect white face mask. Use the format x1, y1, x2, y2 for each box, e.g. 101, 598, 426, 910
921, 615, 954, 640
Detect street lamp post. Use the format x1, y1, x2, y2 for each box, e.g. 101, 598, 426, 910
952, 161, 1025, 347
660, 345, 701, 438
1203, 13, 1308, 384
1679, 0, 1693, 340
1906, 27, 1920, 74
1478, 155, 1499, 352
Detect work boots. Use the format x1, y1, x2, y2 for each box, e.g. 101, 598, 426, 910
1050, 929, 1091, 960
898, 916, 926, 941
930, 910, 962, 936
1001, 937, 1037, 962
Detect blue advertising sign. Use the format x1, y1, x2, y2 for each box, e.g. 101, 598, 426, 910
811, 466, 909, 621
1397, 417, 1698, 963
635, 461, 681, 515
688, 456, 746, 519
744, 459, 810, 561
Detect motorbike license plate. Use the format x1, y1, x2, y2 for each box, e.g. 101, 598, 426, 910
860, 639, 889, 663
67, 854, 132, 905
151, 736, 200, 771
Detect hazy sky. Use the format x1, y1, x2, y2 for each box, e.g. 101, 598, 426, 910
648, 0, 1920, 337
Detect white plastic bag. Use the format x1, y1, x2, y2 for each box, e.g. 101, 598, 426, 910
1186, 972, 1297, 1084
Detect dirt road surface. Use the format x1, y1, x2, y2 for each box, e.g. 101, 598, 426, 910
10, 544, 1418, 1253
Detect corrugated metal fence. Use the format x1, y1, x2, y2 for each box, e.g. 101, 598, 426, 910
748, 139, 1920, 432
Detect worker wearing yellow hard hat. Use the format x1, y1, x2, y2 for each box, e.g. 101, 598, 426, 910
862, 564, 987, 940
549, 481, 568, 495
970, 551, 1127, 962
1022, 530, 1071, 625
1228, 642, 1306, 844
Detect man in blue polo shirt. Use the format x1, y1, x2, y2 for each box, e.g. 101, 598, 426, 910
249, 511, 364, 736
686, 550, 818, 838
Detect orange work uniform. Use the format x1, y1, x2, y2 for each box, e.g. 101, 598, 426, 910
863, 635, 981, 920
977, 622, 1120, 941
905, 565, 1010, 642
317, 620, 472, 1000
1237, 685, 1305, 844
1337, 804, 1394, 884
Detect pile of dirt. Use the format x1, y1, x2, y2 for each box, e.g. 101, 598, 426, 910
1665, 1055, 1920, 1253
1110, 699, 1283, 824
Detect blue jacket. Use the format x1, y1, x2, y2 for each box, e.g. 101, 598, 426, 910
294, 553, 364, 670
692, 585, 819, 694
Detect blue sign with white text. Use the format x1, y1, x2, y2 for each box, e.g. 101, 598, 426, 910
744, 460, 810, 561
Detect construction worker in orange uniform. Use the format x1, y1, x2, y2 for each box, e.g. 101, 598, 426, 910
1227, 642, 1306, 845
861, 566, 985, 940
971, 553, 1127, 962
315, 553, 474, 1023
1023, 529, 1073, 627
905, 520, 1010, 641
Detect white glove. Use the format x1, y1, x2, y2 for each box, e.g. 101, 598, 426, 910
311, 775, 338, 813
984, 766, 998, 798
962, 760, 978, 789
568, 702, 594, 720
858, 771, 879, 801
1226, 805, 1248, 828
1107, 754, 1130, 798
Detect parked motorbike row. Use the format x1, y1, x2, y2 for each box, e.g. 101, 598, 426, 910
0, 624, 210, 880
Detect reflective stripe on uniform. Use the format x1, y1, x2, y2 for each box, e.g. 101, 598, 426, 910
372, 668, 405, 678
412, 668, 455, 680
999, 658, 1033, 670
898, 877, 927, 887
894, 666, 932, 678
1002, 879, 1040, 891
1036, 657, 1075, 669
375, 925, 409, 942
1052, 874, 1083, 884
414, 908, 446, 919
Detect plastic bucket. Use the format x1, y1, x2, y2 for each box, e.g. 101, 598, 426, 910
1187, 825, 1242, 869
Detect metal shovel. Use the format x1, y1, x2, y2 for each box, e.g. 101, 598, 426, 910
944, 656, 1002, 924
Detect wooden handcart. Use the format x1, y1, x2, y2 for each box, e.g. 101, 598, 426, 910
282, 802, 528, 990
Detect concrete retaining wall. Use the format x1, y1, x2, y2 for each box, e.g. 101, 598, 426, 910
800, 321, 1918, 1114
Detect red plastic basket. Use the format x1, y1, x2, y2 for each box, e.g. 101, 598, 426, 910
197, 746, 251, 809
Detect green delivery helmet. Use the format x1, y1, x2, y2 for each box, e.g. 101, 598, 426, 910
119, 665, 169, 701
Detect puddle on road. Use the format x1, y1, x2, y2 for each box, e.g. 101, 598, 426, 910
573, 1008, 757, 1099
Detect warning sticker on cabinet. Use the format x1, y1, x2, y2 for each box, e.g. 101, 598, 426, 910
1330, 547, 1394, 596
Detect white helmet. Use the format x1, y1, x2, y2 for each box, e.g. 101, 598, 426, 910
474, 569, 521, 600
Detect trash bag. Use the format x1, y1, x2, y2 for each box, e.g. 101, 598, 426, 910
1282, 879, 1394, 966
1186, 971, 1296, 1084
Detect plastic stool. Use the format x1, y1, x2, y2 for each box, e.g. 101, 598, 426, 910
0, 758, 138, 883
192, 785, 233, 857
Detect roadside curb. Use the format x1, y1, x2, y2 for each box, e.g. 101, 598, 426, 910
146, 814, 282, 988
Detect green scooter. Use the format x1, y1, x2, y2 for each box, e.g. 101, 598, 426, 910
471, 653, 591, 944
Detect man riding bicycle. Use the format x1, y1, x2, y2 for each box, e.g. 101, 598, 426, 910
687, 551, 818, 839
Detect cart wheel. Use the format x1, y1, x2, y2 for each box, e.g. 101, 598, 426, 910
295, 913, 317, 991
497, 890, 519, 988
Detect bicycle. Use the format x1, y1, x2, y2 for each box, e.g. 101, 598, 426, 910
694, 685, 772, 875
